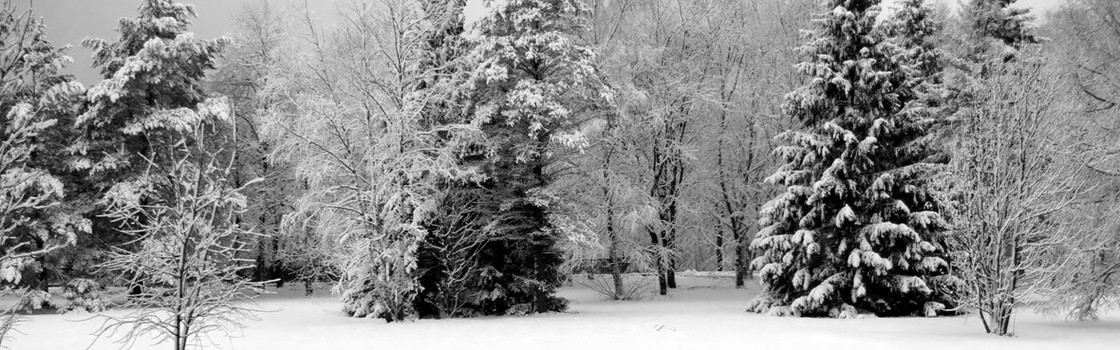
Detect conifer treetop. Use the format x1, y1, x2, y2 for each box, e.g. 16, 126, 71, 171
467, 0, 613, 156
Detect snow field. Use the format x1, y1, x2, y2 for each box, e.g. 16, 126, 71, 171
8, 275, 1119, 349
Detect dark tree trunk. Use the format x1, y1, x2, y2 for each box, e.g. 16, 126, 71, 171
715, 221, 724, 271
649, 229, 667, 295
666, 267, 676, 289
647, 97, 689, 293
666, 219, 677, 289
734, 230, 746, 288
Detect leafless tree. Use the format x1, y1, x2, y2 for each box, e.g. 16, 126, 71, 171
948, 53, 1107, 336
92, 124, 266, 350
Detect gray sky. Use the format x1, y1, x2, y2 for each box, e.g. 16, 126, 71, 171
18, 0, 1064, 84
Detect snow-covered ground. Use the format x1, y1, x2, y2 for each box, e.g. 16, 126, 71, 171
8, 275, 1119, 349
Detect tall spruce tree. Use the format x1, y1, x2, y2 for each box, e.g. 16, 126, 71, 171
74, 0, 230, 190
748, 0, 958, 317
67, 0, 230, 283
449, 0, 614, 315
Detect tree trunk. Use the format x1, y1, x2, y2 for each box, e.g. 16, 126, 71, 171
734, 227, 746, 288
256, 234, 267, 282
175, 227, 190, 350
715, 220, 724, 271
666, 267, 676, 288
607, 195, 623, 300
666, 223, 677, 289
602, 142, 624, 300
650, 229, 667, 295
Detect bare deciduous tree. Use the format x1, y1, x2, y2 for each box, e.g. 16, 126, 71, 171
93, 124, 265, 350
948, 53, 1106, 335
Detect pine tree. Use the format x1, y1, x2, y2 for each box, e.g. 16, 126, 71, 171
748, 0, 958, 318
962, 0, 1036, 53
72, 0, 231, 202
449, 0, 614, 315
67, 0, 231, 287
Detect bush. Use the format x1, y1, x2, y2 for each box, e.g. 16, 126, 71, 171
18, 289, 53, 311
60, 278, 106, 313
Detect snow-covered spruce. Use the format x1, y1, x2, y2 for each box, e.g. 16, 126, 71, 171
414, 0, 615, 316
747, 0, 960, 318
64, 0, 233, 297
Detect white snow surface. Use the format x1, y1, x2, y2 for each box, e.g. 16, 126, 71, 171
8, 274, 1120, 349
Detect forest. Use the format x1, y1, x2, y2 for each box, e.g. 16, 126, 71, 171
2, 0, 1119, 348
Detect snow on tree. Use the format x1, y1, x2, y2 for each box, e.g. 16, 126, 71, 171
1040, 0, 1120, 321
943, 0, 1120, 335
437, 0, 614, 315
0, 103, 80, 345
67, 0, 232, 287
72, 0, 230, 209
961, 0, 1036, 59
0, 2, 86, 343
0, 1, 87, 294
945, 50, 1109, 335
59, 278, 106, 313
883, 0, 944, 96
208, 0, 302, 286
406, 0, 490, 318
93, 125, 264, 350
257, 0, 477, 321
748, 0, 959, 318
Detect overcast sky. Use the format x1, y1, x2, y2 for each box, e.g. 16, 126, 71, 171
16, 0, 1064, 84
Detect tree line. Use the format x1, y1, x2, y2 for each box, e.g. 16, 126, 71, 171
1, 0, 1118, 347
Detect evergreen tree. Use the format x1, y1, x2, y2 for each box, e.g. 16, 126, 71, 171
884, 0, 944, 95
447, 0, 614, 315
962, 0, 1036, 53
67, 0, 231, 283
748, 0, 958, 317
409, 0, 482, 318
0, 2, 87, 292
74, 0, 230, 190
0, 2, 84, 339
